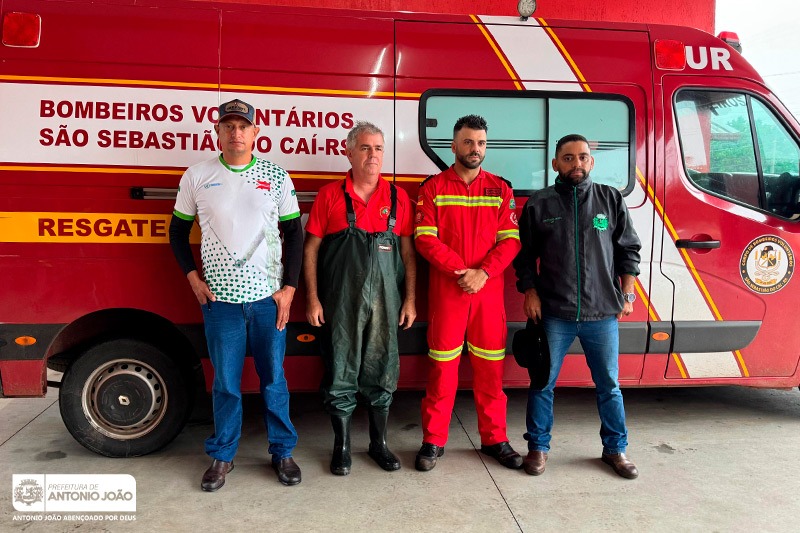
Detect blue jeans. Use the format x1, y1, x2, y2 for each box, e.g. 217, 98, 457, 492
525, 316, 628, 455
201, 297, 297, 462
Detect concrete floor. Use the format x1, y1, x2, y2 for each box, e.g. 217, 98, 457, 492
2, 383, 800, 532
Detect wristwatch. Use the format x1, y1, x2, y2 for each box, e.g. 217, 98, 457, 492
622, 292, 636, 303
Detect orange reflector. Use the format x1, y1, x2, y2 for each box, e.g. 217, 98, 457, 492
654, 39, 686, 70
2, 12, 41, 48
15, 336, 37, 346
652, 332, 670, 341
297, 334, 316, 343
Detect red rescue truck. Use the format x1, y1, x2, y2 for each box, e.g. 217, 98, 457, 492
2, 0, 799, 457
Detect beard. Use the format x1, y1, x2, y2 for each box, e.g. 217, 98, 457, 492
558, 168, 589, 184
457, 151, 485, 170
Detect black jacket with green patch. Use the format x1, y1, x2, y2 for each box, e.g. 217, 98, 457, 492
514, 176, 641, 321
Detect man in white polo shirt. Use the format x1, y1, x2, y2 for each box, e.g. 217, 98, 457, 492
169, 98, 303, 491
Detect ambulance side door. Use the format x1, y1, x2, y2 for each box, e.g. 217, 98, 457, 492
660, 75, 800, 380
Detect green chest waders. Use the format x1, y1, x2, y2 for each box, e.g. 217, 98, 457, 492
318, 183, 404, 417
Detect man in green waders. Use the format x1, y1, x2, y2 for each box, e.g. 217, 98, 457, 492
304, 122, 417, 475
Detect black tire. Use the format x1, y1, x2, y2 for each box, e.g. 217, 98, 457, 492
59, 338, 192, 458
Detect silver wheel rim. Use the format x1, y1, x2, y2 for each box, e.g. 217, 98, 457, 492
80, 358, 169, 440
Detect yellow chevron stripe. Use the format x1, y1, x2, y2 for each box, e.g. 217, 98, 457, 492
469, 15, 524, 91
671, 353, 689, 379
635, 167, 750, 378
537, 19, 592, 93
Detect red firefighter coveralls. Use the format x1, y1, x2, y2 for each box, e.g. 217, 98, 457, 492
414, 166, 521, 446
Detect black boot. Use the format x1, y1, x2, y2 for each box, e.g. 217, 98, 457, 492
330, 415, 351, 476
367, 410, 401, 471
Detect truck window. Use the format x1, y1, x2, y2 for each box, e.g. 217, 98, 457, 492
752, 99, 800, 218
420, 91, 633, 194
676, 89, 800, 219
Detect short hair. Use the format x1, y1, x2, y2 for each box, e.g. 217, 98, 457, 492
555, 134, 589, 156
453, 115, 488, 138
346, 121, 384, 151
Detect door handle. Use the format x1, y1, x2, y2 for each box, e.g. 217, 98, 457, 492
675, 239, 720, 249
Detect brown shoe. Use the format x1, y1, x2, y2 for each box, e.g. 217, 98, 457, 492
523, 450, 547, 476
201, 459, 233, 492
273, 457, 302, 486
601, 453, 639, 479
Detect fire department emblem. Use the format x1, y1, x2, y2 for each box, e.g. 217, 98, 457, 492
740, 235, 794, 294
380, 206, 390, 219
14, 479, 44, 507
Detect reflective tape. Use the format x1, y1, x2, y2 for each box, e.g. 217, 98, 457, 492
467, 342, 506, 361
428, 346, 462, 361
433, 195, 502, 208
414, 225, 438, 238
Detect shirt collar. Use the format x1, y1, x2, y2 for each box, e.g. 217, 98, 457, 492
218, 154, 257, 173
446, 165, 485, 182
554, 175, 593, 194
345, 170, 388, 203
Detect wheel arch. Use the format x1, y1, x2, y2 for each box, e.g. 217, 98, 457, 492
46, 308, 202, 387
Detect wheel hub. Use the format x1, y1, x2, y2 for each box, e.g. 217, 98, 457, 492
81, 359, 168, 440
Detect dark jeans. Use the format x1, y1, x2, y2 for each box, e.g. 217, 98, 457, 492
525, 316, 628, 455
202, 297, 297, 462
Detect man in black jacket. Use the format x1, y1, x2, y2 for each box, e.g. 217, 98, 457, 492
514, 134, 641, 479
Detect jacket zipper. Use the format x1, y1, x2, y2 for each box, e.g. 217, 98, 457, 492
573, 185, 581, 321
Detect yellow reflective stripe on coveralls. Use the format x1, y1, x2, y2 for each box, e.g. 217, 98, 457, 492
467, 342, 506, 361
414, 225, 438, 238
428, 346, 462, 361
496, 229, 520, 241
433, 195, 503, 208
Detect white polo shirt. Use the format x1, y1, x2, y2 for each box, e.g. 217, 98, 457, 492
174, 155, 300, 303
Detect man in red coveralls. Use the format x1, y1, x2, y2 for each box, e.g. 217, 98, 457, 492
414, 115, 523, 471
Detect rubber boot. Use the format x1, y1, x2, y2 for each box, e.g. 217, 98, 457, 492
330, 415, 351, 476
367, 410, 401, 471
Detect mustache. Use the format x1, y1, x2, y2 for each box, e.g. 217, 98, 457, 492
559, 169, 589, 182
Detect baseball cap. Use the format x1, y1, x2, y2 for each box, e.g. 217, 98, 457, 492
218, 99, 255, 124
